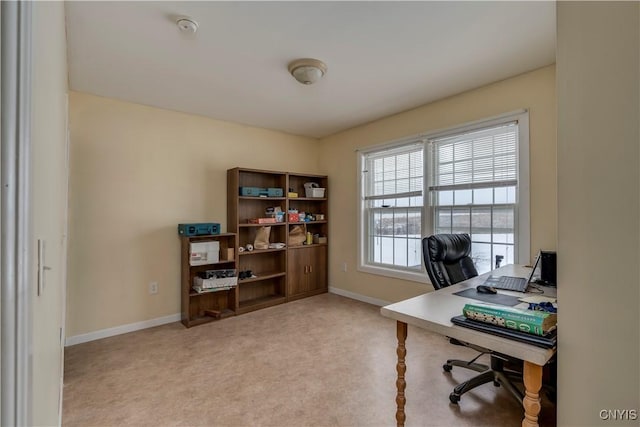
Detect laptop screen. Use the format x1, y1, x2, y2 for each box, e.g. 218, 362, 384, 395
528, 251, 542, 283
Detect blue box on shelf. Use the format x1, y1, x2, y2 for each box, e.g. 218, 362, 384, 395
240, 187, 262, 197
178, 223, 221, 236
267, 187, 284, 197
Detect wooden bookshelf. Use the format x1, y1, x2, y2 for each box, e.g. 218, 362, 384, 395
227, 167, 328, 313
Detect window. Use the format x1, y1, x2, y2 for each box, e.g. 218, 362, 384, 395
359, 142, 425, 281
358, 111, 529, 282
429, 121, 527, 274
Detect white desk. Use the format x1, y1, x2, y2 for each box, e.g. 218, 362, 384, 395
380, 264, 557, 427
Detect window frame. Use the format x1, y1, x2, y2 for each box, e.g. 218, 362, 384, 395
357, 110, 530, 283
357, 138, 429, 283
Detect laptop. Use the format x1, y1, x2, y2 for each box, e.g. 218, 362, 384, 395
483, 252, 541, 292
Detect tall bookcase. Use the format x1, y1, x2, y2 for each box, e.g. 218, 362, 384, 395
227, 168, 328, 314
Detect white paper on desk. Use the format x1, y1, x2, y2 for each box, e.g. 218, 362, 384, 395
518, 295, 557, 304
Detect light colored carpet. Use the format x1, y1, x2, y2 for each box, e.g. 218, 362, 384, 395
63, 293, 555, 426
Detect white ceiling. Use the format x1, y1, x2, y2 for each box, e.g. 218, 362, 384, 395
65, 1, 556, 139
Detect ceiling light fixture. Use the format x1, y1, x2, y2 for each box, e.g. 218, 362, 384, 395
176, 17, 199, 34
288, 58, 327, 85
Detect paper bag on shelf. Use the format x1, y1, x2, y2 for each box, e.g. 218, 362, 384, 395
254, 226, 271, 250
288, 225, 306, 246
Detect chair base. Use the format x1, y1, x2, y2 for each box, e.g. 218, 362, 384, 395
444, 358, 489, 374
444, 356, 524, 405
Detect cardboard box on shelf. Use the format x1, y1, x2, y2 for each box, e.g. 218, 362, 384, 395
248, 217, 277, 224
222, 248, 235, 261
189, 241, 220, 266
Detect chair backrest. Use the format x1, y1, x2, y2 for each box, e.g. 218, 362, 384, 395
423, 233, 478, 289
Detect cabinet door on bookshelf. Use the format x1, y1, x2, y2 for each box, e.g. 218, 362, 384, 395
306, 245, 327, 294
287, 248, 307, 296
287, 245, 327, 300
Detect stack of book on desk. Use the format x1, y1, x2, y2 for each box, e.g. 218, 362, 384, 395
451, 303, 557, 349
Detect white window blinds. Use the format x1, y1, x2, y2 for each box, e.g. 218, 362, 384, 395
363, 143, 423, 201
429, 121, 520, 274
429, 122, 518, 192
361, 142, 424, 271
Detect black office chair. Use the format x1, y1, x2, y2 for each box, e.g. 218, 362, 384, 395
423, 233, 524, 405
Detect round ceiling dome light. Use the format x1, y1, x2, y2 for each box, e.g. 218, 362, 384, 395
176, 17, 199, 34
288, 58, 327, 85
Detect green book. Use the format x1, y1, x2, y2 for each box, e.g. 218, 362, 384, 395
462, 303, 557, 336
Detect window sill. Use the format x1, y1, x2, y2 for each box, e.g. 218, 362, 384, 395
357, 264, 429, 284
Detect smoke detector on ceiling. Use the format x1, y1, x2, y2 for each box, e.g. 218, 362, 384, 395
176, 17, 198, 34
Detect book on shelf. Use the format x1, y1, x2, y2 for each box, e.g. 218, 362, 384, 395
462, 303, 557, 336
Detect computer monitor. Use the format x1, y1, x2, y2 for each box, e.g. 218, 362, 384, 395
539, 251, 557, 286
528, 250, 557, 287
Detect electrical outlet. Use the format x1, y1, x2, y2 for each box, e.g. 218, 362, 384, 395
342, 262, 347, 272
149, 281, 158, 294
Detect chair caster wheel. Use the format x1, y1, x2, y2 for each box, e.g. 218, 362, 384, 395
443, 364, 452, 372
449, 393, 460, 404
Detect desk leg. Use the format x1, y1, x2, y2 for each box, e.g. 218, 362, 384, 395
395, 321, 407, 427
522, 361, 543, 427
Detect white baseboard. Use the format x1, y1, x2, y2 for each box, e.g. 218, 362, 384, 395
328, 286, 392, 307
65, 313, 181, 347
66, 290, 390, 346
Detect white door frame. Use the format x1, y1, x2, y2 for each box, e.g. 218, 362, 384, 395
57, 95, 71, 427
1, 2, 34, 426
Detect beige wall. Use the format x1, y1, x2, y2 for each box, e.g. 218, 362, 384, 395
31, 1, 68, 424
320, 65, 557, 303
557, 2, 639, 425
67, 61, 558, 356
67, 92, 320, 337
